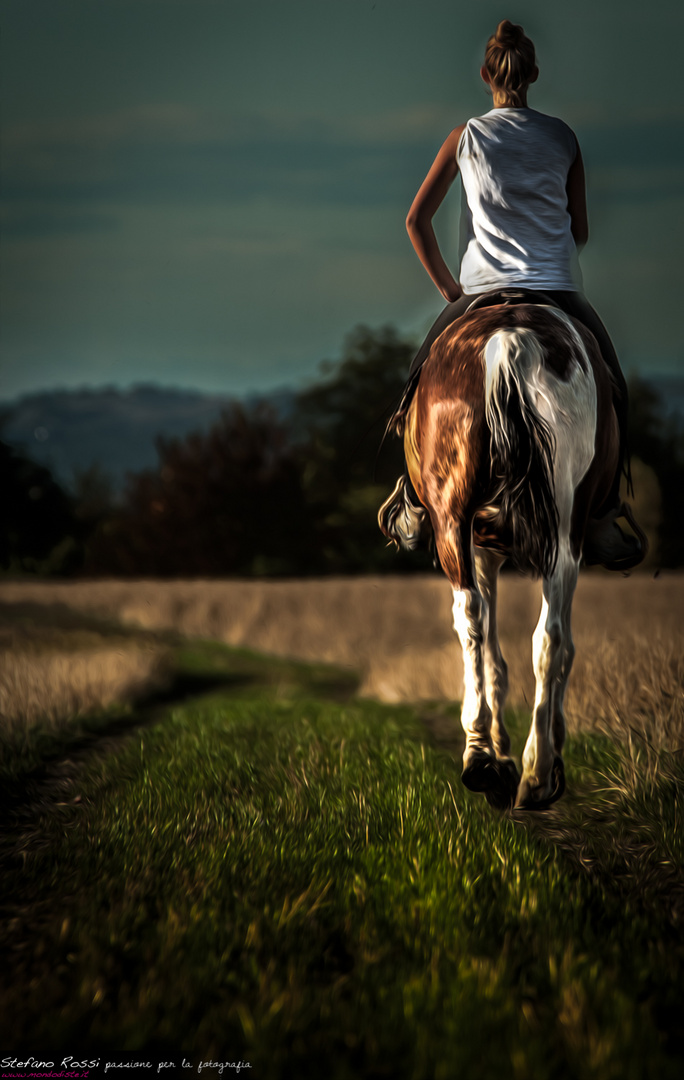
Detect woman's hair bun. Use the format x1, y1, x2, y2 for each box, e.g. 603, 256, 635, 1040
484, 20, 536, 105
495, 19, 524, 47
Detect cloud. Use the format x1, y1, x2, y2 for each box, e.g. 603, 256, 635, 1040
0, 102, 454, 216
2, 97, 682, 397
4, 101, 682, 223
1, 208, 121, 238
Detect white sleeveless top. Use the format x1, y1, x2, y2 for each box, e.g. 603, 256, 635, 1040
457, 108, 581, 294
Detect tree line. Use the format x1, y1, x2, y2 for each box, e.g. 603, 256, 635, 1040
1, 325, 681, 577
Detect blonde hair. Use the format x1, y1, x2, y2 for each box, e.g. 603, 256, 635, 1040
484, 20, 537, 106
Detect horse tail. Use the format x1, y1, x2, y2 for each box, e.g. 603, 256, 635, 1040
482, 329, 559, 578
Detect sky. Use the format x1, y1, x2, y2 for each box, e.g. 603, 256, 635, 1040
1, 0, 683, 401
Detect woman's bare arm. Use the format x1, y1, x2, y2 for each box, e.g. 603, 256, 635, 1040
566, 143, 589, 250
406, 124, 465, 302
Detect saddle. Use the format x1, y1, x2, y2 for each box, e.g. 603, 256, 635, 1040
385, 288, 561, 440
463, 287, 561, 316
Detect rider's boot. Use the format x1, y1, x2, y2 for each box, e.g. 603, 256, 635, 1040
582, 384, 647, 573
583, 500, 648, 572
378, 474, 427, 550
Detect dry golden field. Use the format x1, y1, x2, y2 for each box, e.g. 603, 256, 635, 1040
0, 606, 172, 734
1, 572, 682, 752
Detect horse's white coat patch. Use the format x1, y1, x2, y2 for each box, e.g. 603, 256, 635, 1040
483, 317, 597, 531
452, 587, 494, 757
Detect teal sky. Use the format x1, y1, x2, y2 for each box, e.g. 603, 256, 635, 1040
1, 0, 683, 399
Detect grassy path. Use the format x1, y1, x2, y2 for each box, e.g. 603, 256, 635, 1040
1, 640, 682, 1078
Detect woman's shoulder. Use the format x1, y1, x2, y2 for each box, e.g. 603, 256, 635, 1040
440, 122, 468, 159
445, 122, 468, 142
471, 108, 578, 154
470, 106, 575, 129
525, 108, 578, 142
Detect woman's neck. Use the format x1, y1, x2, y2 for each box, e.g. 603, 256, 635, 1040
491, 89, 529, 108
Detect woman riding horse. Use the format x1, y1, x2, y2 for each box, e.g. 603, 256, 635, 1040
380, 19, 644, 572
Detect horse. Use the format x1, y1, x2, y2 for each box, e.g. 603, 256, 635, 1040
380, 293, 625, 811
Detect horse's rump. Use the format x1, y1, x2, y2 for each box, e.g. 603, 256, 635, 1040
405, 304, 612, 584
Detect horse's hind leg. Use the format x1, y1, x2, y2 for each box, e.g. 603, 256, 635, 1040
475, 547, 513, 760
452, 583, 491, 758
516, 542, 579, 810
551, 562, 577, 759
445, 524, 518, 810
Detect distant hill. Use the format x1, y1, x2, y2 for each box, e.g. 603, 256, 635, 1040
0, 384, 296, 495
0, 375, 680, 497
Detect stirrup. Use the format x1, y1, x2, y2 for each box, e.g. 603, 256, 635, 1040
583, 502, 648, 572
378, 475, 427, 551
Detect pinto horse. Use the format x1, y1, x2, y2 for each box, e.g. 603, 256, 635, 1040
386, 296, 620, 811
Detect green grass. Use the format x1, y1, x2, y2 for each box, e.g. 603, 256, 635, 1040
1, 642, 683, 1079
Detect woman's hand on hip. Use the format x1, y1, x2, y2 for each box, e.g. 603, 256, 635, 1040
443, 282, 463, 303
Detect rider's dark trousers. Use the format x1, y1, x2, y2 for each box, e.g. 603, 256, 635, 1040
406, 290, 628, 512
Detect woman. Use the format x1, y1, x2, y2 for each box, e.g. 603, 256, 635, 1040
381, 19, 643, 571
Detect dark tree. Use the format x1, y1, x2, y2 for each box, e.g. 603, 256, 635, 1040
293, 324, 432, 572
86, 403, 319, 577
627, 376, 684, 568
295, 324, 412, 485
0, 439, 83, 574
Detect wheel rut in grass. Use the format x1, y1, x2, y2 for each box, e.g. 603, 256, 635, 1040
0, 670, 250, 835
0, 646, 358, 869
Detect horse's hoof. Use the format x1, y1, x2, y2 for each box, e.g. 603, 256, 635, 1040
514, 757, 565, 812
484, 758, 521, 811
462, 751, 497, 792
462, 753, 520, 811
